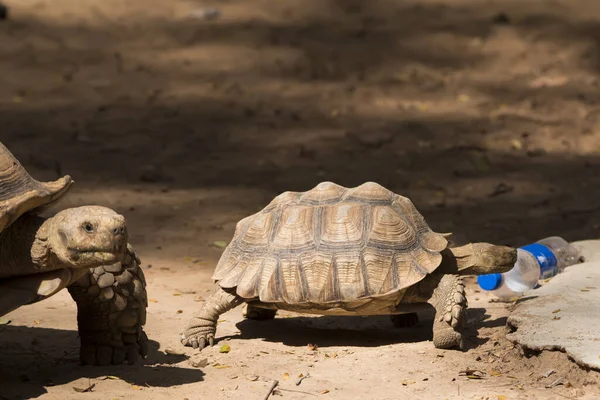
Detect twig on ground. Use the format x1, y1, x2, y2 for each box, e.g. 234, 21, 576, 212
264, 380, 279, 400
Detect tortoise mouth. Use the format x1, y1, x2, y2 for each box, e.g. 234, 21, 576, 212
67, 247, 124, 264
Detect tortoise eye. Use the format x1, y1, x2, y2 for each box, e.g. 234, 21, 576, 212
82, 223, 94, 233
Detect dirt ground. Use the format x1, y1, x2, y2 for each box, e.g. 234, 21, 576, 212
1, 0, 600, 398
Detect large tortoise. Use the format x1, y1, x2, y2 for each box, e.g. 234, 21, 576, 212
182, 182, 517, 350
0, 141, 148, 365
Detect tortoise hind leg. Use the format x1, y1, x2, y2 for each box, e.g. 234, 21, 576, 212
242, 303, 277, 320
427, 274, 467, 350
67, 244, 148, 366
181, 286, 243, 350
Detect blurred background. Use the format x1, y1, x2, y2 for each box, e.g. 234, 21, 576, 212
2, 0, 600, 259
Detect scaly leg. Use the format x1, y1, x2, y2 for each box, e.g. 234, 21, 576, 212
68, 244, 148, 366
181, 286, 243, 350
242, 303, 277, 320
427, 274, 467, 350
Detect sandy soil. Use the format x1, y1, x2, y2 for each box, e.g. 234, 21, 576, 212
1, 0, 600, 398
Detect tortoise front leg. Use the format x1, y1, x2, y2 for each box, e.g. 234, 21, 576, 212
427, 274, 467, 350
67, 244, 149, 366
181, 287, 243, 350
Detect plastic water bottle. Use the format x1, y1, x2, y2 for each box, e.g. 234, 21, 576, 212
477, 236, 581, 300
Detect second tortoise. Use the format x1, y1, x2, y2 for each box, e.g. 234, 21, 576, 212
182, 182, 516, 350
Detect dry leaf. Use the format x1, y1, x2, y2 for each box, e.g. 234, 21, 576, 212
459, 369, 485, 379
213, 241, 228, 249
489, 369, 502, 376
307, 343, 318, 351
320, 389, 330, 394
580, 289, 590, 292
220, 344, 231, 353
553, 316, 561, 320
194, 296, 205, 302
173, 293, 182, 296
99, 376, 121, 380
401, 380, 416, 386
282, 373, 290, 380
498, 395, 507, 400
0, 318, 11, 325
552, 309, 561, 313
131, 385, 143, 390
177, 310, 183, 314
149, 299, 158, 303
33, 320, 40, 325
73, 383, 95, 393
213, 363, 231, 369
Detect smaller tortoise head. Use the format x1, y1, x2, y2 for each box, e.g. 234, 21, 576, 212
448, 242, 517, 275
34, 205, 128, 269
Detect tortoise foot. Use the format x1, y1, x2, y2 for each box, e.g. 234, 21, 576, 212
68, 244, 149, 365
181, 287, 242, 351
428, 274, 467, 350
80, 331, 149, 366
181, 325, 215, 351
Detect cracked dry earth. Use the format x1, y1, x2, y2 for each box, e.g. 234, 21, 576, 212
2, 0, 600, 399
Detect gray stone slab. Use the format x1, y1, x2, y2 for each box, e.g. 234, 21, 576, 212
506, 240, 600, 370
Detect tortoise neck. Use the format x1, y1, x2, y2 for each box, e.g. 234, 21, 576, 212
0, 214, 51, 278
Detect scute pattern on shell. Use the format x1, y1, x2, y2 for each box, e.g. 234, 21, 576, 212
0, 141, 72, 233
213, 182, 448, 304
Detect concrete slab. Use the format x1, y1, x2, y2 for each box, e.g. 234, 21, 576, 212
506, 240, 600, 370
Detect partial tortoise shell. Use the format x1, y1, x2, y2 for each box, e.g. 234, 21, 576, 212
213, 181, 448, 304
0, 141, 73, 233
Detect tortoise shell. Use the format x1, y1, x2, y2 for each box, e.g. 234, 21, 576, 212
213, 182, 448, 304
0, 141, 72, 233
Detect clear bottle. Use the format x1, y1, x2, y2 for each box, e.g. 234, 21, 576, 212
477, 236, 582, 300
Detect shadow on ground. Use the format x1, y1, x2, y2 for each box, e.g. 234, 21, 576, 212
0, 324, 203, 400
229, 307, 500, 351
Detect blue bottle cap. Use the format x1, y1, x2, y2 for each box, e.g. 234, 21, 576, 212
477, 274, 503, 291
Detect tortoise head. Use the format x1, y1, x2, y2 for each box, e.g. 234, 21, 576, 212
448, 242, 517, 275
33, 206, 128, 269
